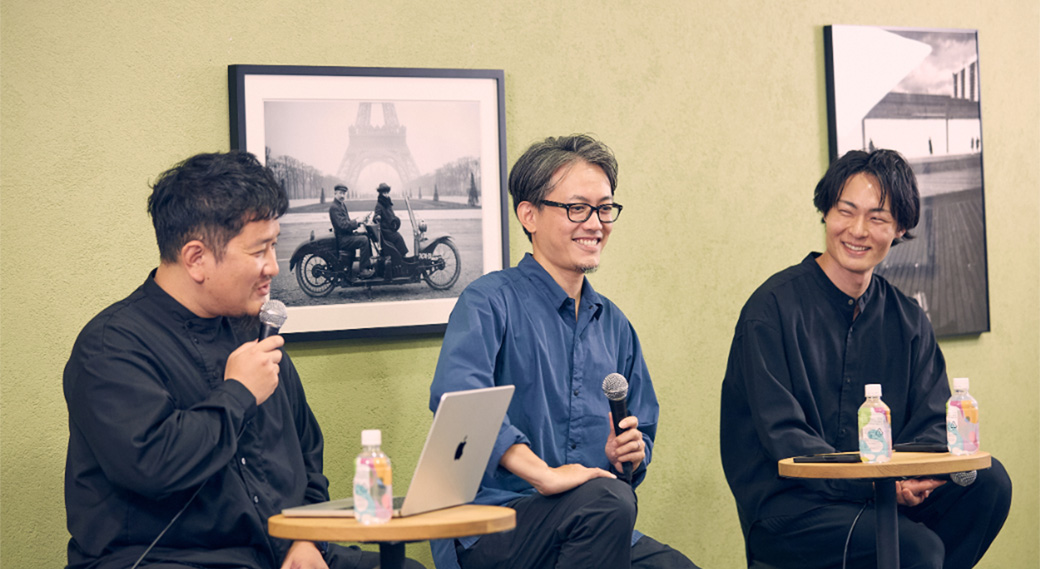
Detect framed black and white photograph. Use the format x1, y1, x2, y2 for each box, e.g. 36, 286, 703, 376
229, 65, 508, 339
824, 26, 989, 337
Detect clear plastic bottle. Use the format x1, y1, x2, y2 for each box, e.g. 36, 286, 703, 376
947, 377, 980, 455
353, 429, 393, 524
858, 384, 892, 463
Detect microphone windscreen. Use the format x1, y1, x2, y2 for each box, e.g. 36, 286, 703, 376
950, 470, 977, 486
259, 299, 288, 329
602, 373, 628, 401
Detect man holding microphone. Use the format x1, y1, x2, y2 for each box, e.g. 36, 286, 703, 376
429, 135, 699, 569
63, 151, 422, 569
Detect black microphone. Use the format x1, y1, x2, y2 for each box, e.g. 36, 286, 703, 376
602, 373, 633, 482
258, 299, 288, 340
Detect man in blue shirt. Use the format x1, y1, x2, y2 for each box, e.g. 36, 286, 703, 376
429, 135, 699, 569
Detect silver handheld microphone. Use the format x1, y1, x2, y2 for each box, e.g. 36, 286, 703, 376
258, 299, 288, 340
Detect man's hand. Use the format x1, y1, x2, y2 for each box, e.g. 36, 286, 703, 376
895, 478, 945, 507
280, 540, 328, 569
605, 413, 645, 474
532, 463, 617, 496
500, 444, 615, 496
225, 335, 284, 405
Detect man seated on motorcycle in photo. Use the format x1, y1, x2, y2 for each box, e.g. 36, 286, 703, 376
330, 184, 373, 279
374, 182, 409, 265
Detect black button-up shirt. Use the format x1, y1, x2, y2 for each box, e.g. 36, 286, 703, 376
64, 273, 328, 569
720, 253, 949, 526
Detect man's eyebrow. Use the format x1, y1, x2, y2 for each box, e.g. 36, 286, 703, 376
838, 199, 890, 214
565, 195, 614, 204
251, 234, 280, 246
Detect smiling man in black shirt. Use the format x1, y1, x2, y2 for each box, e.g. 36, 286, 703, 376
63, 151, 422, 569
720, 150, 1011, 569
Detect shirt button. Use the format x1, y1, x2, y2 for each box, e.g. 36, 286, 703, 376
848, 299, 854, 306
840, 428, 847, 436
573, 389, 580, 396
253, 496, 259, 504
241, 458, 247, 465
570, 443, 577, 450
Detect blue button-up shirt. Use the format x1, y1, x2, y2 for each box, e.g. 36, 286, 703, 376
429, 253, 658, 567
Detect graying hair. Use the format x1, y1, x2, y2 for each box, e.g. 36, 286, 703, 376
508, 134, 618, 241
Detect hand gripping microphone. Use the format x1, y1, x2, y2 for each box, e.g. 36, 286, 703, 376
258, 299, 288, 340
602, 373, 633, 483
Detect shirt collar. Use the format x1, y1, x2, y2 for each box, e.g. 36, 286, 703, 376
142, 269, 226, 331
517, 253, 604, 316
803, 252, 875, 316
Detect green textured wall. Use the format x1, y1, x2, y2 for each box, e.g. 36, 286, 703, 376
2, 2, 1037, 567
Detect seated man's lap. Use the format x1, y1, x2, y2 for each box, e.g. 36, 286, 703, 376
457, 479, 696, 569
748, 458, 1011, 569
326, 544, 425, 569
457, 478, 636, 569
749, 501, 944, 569
632, 535, 701, 569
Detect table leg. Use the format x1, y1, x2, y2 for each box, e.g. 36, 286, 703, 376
379, 541, 405, 569
874, 479, 899, 569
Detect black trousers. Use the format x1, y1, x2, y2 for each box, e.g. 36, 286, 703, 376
326, 544, 425, 569
746, 458, 1012, 569
140, 544, 425, 569
456, 478, 699, 569
336, 234, 371, 270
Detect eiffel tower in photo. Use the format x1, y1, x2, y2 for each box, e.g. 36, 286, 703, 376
336, 102, 421, 191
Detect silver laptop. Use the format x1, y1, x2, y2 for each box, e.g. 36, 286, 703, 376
282, 385, 514, 518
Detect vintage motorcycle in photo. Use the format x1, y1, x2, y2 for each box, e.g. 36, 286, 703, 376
289, 196, 461, 297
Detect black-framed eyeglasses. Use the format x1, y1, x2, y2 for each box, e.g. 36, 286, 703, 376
540, 200, 623, 223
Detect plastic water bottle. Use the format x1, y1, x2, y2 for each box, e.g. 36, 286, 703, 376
858, 384, 892, 463
947, 377, 980, 455
353, 429, 393, 524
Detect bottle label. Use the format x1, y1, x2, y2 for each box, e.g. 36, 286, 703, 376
947, 400, 980, 455
858, 406, 892, 463
353, 456, 393, 524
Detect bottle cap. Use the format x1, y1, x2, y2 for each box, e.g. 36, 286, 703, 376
361, 429, 382, 447
865, 384, 882, 398
953, 377, 970, 391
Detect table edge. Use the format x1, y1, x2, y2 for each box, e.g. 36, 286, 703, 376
267, 505, 516, 543
778, 451, 991, 479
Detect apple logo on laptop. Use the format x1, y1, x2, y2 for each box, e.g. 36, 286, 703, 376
454, 436, 467, 460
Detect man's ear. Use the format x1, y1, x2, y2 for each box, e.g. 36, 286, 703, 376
180, 240, 209, 283
516, 201, 538, 237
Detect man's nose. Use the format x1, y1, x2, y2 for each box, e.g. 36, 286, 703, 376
581, 210, 605, 229
266, 248, 280, 276
850, 216, 869, 236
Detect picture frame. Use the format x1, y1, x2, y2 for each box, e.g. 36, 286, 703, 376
229, 65, 509, 340
824, 26, 990, 337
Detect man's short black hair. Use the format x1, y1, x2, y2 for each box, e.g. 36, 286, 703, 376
148, 151, 288, 263
813, 149, 920, 244
508, 134, 618, 242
